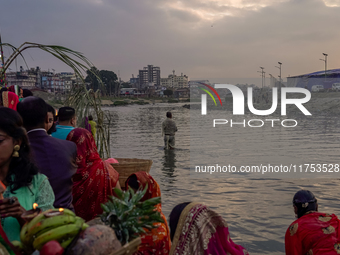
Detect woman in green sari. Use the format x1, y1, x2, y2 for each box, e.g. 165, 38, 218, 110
0, 107, 55, 241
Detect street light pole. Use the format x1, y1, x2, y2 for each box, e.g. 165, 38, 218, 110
258, 67, 264, 89
275, 62, 282, 88
269, 74, 273, 87
320, 53, 328, 81
264, 72, 266, 87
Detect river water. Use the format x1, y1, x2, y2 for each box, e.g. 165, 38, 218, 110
105, 103, 340, 255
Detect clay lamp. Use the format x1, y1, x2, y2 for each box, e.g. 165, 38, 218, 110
44, 208, 65, 218
22, 203, 42, 222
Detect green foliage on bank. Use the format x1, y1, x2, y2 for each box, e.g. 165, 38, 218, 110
114, 100, 129, 106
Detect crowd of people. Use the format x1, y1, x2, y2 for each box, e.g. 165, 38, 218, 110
0, 86, 339, 254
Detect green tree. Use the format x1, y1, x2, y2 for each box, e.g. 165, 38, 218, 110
85, 69, 118, 95
121, 82, 131, 88
85, 66, 100, 91
163, 89, 173, 97
99, 70, 118, 96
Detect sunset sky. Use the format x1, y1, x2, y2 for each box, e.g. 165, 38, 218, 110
1, 0, 339, 84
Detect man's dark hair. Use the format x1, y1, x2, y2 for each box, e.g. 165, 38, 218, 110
88, 115, 93, 121
293, 190, 317, 218
58, 107, 75, 122
17, 96, 47, 130
166, 112, 172, 118
22, 89, 33, 98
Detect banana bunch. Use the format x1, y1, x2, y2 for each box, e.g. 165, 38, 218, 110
19, 209, 88, 252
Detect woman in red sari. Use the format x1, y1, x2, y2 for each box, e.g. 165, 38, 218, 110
125, 172, 170, 255
1, 91, 19, 110
66, 128, 120, 221
285, 190, 340, 254
169, 202, 249, 255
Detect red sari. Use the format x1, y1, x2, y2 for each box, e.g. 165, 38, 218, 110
125, 172, 170, 255
2, 91, 19, 110
285, 212, 340, 254
66, 128, 119, 222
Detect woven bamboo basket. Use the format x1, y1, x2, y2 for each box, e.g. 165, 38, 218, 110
111, 237, 141, 255
110, 158, 153, 188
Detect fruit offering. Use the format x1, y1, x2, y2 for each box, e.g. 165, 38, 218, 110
19, 209, 88, 253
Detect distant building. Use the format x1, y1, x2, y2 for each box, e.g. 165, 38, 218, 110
287, 68, 340, 90
138, 65, 160, 89
161, 70, 188, 89
59, 72, 79, 93
41, 73, 64, 93
6, 66, 40, 88
129, 77, 139, 87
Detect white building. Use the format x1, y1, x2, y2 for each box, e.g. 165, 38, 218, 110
161, 71, 189, 89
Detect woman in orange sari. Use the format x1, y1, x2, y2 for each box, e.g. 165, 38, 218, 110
66, 128, 120, 221
125, 172, 170, 255
285, 190, 340, 254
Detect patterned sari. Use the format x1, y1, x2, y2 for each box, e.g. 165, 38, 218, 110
170, 203, 249, 255
66, 128, 119, 222
285, 211, 340, 254
125, 172, 171, 255
2, 92, 19, 110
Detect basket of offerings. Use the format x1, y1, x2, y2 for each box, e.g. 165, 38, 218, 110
110, 158, 152, 188
111, 237, 141, 255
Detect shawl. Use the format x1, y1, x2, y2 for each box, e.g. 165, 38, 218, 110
170, 203, 248, 255
285, 211, 340, 254
2, 92, 19, 110
125, 172, 171, 255
66, 128, 119, 221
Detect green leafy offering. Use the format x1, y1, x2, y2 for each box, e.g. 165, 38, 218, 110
100, 184, 164, 244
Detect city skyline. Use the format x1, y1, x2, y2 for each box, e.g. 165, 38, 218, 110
1, 0, 339, 85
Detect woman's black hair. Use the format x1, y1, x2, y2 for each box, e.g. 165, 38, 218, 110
293, 190, 317, 218
127, 174, 139, 190
0, 107, 38, 193
46, 104, 56, 135
169, 202, 191, 241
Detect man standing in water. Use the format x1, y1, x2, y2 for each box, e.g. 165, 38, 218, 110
162, 112, 177, 149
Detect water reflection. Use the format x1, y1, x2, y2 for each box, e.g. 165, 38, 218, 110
162, 149, 176, 178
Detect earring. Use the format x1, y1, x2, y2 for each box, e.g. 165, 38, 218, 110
12, 145, 20, 157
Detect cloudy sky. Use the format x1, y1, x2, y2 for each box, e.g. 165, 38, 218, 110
1, 0, 340, 84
